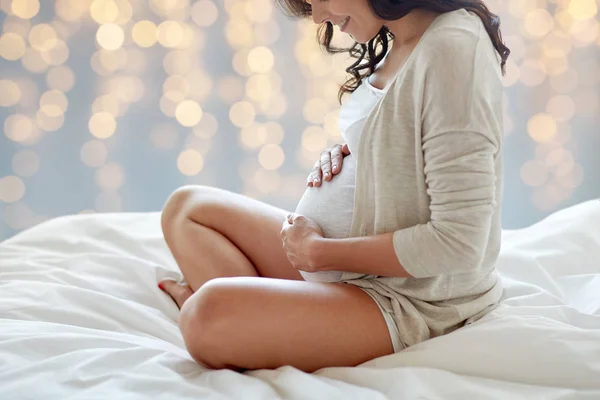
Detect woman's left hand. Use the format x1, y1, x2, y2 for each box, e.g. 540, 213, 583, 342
280, 213, 324, 273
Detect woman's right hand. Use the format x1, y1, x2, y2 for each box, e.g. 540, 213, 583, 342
307, 143, 351, 187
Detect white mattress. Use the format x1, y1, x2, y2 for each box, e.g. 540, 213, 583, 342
1, 200, 600, 399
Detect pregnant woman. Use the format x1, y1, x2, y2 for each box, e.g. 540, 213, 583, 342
159, 0, 510, 372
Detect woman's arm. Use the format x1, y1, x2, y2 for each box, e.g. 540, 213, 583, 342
310, 234, 413, 278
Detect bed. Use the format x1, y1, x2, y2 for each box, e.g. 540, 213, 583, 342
1, 199, 599, 399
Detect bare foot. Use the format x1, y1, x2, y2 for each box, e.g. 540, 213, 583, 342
158, 279, 194, 309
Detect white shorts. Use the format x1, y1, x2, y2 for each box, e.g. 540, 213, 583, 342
359, 287, 405, 353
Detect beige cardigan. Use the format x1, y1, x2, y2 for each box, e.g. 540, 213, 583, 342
341, 9, 504, 347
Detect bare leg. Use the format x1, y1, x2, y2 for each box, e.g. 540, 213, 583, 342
159, 185, 303, 307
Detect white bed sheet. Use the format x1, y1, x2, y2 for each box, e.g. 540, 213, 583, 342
1, 200, 599, 399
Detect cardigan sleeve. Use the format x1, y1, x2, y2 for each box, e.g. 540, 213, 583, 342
392, 24, 502, 278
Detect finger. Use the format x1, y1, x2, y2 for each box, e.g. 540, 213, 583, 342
342, 143, 351, 156
307, 160, 320, 187
330, 144, 344, 175
312, 160, 323, 187
320, 149, 332, 182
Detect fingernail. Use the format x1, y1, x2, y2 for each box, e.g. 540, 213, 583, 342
158, 282, 164, 290
314, 179, 318, 183
324, 173, 330, 179
332, 165, 338, 171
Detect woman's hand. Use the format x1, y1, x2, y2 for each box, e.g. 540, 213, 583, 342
280, 213, 324, 273
307, 143, 351, 187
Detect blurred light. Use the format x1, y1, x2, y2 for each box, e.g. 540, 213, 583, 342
92, 94, 121, 116
28, 24, 57, 52
4, 114, 34, 142
178, 149, 204, 176
0, 32, 26, 60
519, 59, 546, 86
225, 20, 254, 48
89, 112, 117, 139
191, 0, 218, 27
122, 47, 146, 74
245, 74, 272, 102
247, 46, 274, 73
254, 20, 281, 46
104, 76, 145, 103
577, 59, 600, 86
567, 0, 598, 20
573, 88, 599, 116
528, 113, 557, 143
95, 191, 123, 212
157, 21, 184, 48
0, 176, 26, 203
80, 140, 108, 167
175, 100, 203, 127
12, 150, 40, 177
164, 50, 191, 75
159, 93, 180, 117
555, 163, 584, 189
57, 0, 91, 21
193, 112, 218, 138
542, 30, 572, 58
546, 95, 576, 122
245, 0, 273, 23
0, 80, 21, 107
524, 8, 554, 38
569, 18, 599, 47
544, 147, 567, 168
217, 75, 245, 102
549, 68, 579, 93
151, 124, 178, 150
46, 66, 76, 92
21, 48, 48, 73
258, 144, 285, 170
262, 92, 287, 117
264, 121, 284, 144
540, 53, 568, 76
302, 126, 328, 152
2, 17, 31, 37
96, 23, 125, 51
323, 110, 341, 138
303, 98, 329, 124
3, 202, 37, 230
96, 163, 125, 190
240, 124, 268, 149
132, 20, 158, 48
187, 69, 213, 101
163, 75, 190, 97
531, 183, 565, 211
232, 49, 252, 76
520, 160, 548, 187
40, 39, 70, 66
90, 0, 120, 24
11, 0, 39, 19
40, 90, 68, 115
229, 101, 256, 128
253, 168, 280, 194
36, 108, 65, 131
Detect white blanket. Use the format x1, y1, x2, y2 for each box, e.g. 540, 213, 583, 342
1, 200, 599, 399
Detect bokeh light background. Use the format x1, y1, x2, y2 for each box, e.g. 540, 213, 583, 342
0, 0, 598, 241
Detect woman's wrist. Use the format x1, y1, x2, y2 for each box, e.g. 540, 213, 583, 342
309, 237, 333, 271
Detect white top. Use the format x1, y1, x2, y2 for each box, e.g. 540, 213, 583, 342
294, 78, 386, 282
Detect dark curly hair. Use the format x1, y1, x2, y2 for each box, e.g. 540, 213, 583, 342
274, 0, 510, 103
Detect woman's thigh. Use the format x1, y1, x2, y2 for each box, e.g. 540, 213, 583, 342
179, 277, 395, 372
165, 185, 302, 281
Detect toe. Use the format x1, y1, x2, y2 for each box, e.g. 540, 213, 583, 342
159, 279, 193, 309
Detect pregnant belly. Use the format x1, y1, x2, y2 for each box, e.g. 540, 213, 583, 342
294, 155, 356, 240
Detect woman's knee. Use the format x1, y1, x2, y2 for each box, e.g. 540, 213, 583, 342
161, 185, 210, 236
178, 278, 238, 369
